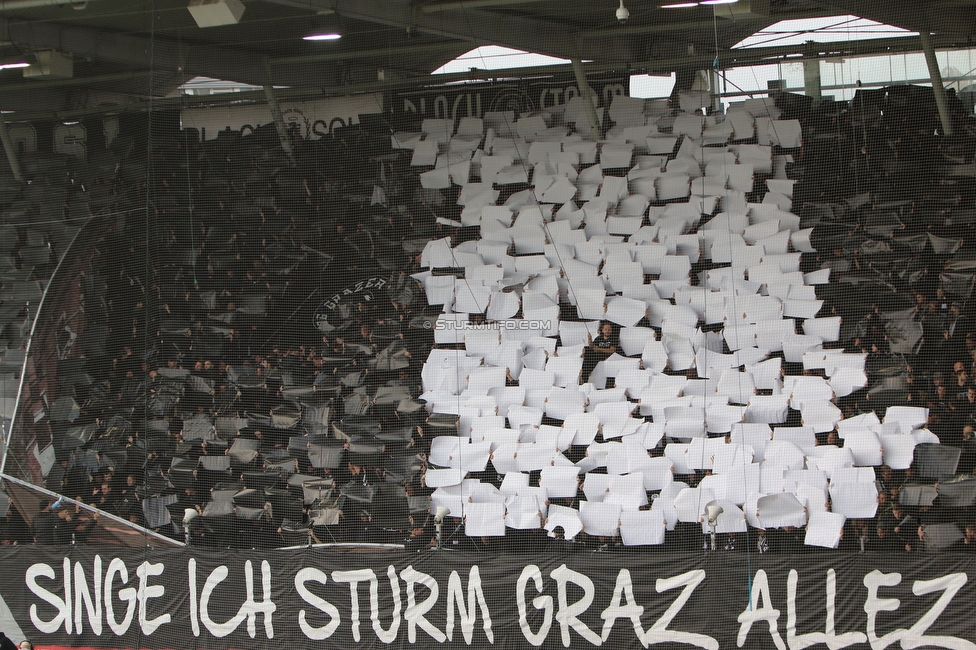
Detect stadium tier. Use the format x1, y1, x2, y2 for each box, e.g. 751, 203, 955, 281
1, 2, 976, 648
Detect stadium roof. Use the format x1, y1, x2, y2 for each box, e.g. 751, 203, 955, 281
0, 0, 973, 119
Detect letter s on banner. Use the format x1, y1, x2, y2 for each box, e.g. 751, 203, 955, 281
517, 565, 553, 646
26, 562, 69, 634
296, 568, 341, 640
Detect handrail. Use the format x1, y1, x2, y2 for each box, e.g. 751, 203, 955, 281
0, 472, 183, 547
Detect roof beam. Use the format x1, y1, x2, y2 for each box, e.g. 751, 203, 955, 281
420, 0, 549, 12
270, 41, 469, 65
328, 0, 587, 62
638, 33, 963, 75
9, 31, 969, 122
2, 20, 274, 89
584, 10, 827, 38
0, 0, 111, 10
820, 0, 976, 37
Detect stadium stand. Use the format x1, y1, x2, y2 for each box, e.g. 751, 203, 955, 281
2, 82, 975, 557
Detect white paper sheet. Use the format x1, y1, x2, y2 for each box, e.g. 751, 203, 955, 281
804, 511, 846, 549
465, 502, 506, 536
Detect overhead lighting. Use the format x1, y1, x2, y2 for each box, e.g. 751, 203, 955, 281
662, 0, 738, 6
305, 13, 342, 41
0, 62, 30, 70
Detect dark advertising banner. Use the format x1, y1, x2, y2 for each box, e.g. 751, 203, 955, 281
396, 73, 631, 120
2, 548, 976, 649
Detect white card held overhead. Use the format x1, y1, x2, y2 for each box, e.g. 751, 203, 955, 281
756, 493, 807, 529
539, 466, 581, 498
425, 467, 463, 488
411, 139, 439, 166
884, 406, 928, 432
828, 481, 878, 519
606, 296, 647, 327
538, 176, 577, 204
609, 95, 647, 127
881, 434, 917, 470
580, 501, 621, 537
699, 500, 747, 534
545, 504, 583, 539
601, 144, 635, 169
620, 510, 666, 546
646, 136, 678, 155
465, 502, 506, 537
804, 511, 845, 549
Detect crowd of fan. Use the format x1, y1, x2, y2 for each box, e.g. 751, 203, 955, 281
3, 84, 976, 556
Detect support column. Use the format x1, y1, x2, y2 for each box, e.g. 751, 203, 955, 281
919, 31, 953, 136
0, 115, 24, 182
669, 66, 699, 106
803, 57, 821, 99
264, 61, 295, 160
571, 58, 601, 140
710, 68, 723, 114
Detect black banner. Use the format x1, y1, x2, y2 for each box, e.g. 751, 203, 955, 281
3, 547, 976, 649
396, 73, 631, 120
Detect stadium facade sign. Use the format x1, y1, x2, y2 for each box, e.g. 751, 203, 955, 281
2, 548, 976, 649
396, 72, 631, 120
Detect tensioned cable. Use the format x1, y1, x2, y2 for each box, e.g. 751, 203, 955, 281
712, 1, 774, 600
175, 31, 200, 290
142, 0, 159, 631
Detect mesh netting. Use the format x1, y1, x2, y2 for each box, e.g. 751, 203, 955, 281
1, 1, 976, 648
